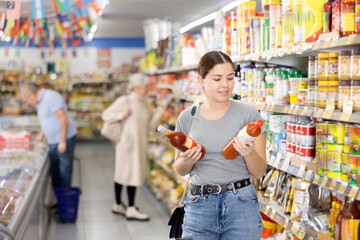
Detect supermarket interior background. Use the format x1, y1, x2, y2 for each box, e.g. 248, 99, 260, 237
0, 0, 360, 240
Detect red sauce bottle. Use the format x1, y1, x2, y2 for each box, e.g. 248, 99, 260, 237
157, 125, 206, 160
222, 119, 264, 160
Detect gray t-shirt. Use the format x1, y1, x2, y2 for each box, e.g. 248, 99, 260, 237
175, 100, 265, 185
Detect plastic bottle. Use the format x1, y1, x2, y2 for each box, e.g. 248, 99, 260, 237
330, 198, 338, 234
222, 119, 264, 160
157, 125, 206, 159
332, 200, 341, 237
233, 65, 241, 100
324, 0, 335, 33
341, 0, 356, 37
335, 200, 345, 240
341, 198, 360, 240
332, 0, 343, 32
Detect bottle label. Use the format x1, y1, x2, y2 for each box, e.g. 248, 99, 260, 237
343, 13, 355, 32
184, 137, 194, 149
356, 5, 360, 22
238, 127, 257, 143
341, 219, 360, 240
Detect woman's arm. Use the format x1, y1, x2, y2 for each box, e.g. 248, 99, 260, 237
233, 133, 267, 179
102, 97, 131, 122
174, 148, 202, 176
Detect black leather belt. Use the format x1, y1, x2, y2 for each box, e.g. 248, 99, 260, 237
190, 178, 251, 195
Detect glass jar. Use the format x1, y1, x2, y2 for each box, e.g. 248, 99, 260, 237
341, 0, 356, 37
298, 90, 307, 106
307, 80, 317, 107
329, 52, 339, 80
332, 0, 343, 32
339, 81, 351, 110
317, 86, 328, 108
308, 56, 316, 80
351, 80, 360, 111
289, 90, 298, 106
328, 86, 339, 109
350, 49, 360, 80
339, 50, 351, 80
314, 55, 318, 80
318, 53, 330, 81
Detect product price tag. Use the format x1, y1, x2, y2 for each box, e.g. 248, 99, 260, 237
348, 186, 358, 198
291, 223, 299, 234
292, 106, 300, 114
269, 103, 276, 112
265, 104, 271, 111
340, 100, 353, 121
314, 109, 324, 118
288, 106, 295, 114
283, 218, 290, 229
305, 170, 313, 181
330, 37, 338, 48
274, 153, 282, 168
264, 206, 270, 215
283, 106, 290, 114
322, 39, 331, 49
312, 40, 321, 50
300, 107, 308, 116
270, 210, 276, 219
297, 165, 306, 178
268, 155, 276, 165
338, 182, 348, 194
346, 34, 357, 45
281, 153, 291, 171
287, 46, 292, 55
329, 180, 337, 190
322, 99, 335, 119
321, 177, 328, 187
298, 230, 306, 239
313, 174, 321, 184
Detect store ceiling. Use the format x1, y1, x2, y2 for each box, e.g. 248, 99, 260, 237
95, 0, 237, 38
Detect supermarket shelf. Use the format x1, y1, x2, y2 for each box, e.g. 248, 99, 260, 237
147, 65, 198, 75
157, 84, 173, 90
268, 153, 360, 201
242, 102, 360, 124
258, 196, 317, 240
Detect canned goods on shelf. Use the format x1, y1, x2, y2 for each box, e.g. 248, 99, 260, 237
327, 144, 343, 180
316, 122, 328, 145
316, 148, 327, 175
349, 125, 360, 154
327, 122, 345, 145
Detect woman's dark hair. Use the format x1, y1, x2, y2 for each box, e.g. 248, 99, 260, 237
198, 51, 235, 79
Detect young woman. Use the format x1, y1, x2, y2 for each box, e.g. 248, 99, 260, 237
174, 51, 267, 240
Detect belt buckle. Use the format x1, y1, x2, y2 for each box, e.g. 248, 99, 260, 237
213, 184, 222, 194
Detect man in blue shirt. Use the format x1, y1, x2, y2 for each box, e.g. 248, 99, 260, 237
20, 83, 77, 188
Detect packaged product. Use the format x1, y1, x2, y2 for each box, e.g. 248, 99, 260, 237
290, 188, 307, 221
265, 169, 280, 198
261, 167, 274, 189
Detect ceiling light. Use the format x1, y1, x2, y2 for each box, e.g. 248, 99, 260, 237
179, 0, 248, 34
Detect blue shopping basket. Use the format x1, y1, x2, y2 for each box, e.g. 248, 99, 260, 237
54, 187, 82, 223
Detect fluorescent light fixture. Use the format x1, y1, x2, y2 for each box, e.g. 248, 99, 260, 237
179, 0, 247, 34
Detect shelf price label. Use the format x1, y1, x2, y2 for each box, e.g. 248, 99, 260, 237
314, 109, 324, 118
298, 165, 306, 178
338, 182, 349, 194
313, 174, 321, 184
292, 106, 300, 114
268, 155, 276, 165
283, 218, 290, 229
329, 180, 337, 190
281, 153, 292, 171
322, 39, 331, 49
265, 104, 271, 111
291, 223, 299, 234
274, 153, 283, 168
288, 106, 295, 114
269, 103, 276, 112
322, 99, 335, 119
305, 170, 313, 181
283, 106, 290, 114
264, 206, 270, 215
346, 34, 357, 45
348, 186, 358, 198
340, 100, 353, 121
321, 177, 328, 187
300, 107, 309, 116
270, 210, 276, 219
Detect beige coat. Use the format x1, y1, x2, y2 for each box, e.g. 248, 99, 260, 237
102, 92, 161, 186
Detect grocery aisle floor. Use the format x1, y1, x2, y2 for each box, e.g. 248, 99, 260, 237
46, 141, 170, 240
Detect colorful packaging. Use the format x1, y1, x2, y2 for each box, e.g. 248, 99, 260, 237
327, 144, 343, 179
350, 125, 360, 154
327, 123, 345, 145
303, 0, 327, 43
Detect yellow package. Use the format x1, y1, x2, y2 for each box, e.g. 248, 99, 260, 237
290, 188, 306, 221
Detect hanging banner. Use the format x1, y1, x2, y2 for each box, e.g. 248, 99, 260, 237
53, 0, 71, 14
31, 0, 46, 19
6, 0, 21, 20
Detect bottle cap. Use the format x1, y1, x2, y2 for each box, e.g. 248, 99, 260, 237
157, 125, 165, 133
255, 119, 264, 127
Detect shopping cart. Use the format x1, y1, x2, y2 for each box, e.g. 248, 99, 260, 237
54, 156, 82, 223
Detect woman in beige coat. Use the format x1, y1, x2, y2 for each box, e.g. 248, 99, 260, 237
102, 73, 165, 221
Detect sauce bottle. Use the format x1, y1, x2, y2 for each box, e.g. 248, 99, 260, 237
335, 200, 345, 240
341, 198, 360, 240
157, 125, 206, 160
341, 0, 356, 37
332, 0, 343, 33
222, 119, 264, 160
332, 200, 342, 237
330, 198, 338, 235
324, 0, 335, 33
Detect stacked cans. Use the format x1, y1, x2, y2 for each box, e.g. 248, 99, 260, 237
286, 122, 316, 162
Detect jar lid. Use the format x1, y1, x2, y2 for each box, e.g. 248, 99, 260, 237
328, 80, 339, 86
314, 55, 318, 60
329, 52, 339, 58
327, 144, 343, 152
318, 53, 329, 58
308, 80, 316, 86
351, 49, 360, 55
340, 50, 351, 56
339, 80, 351, 86
318, 80, 329, 86
351, 80, 360, 86
308, 56, 315, 61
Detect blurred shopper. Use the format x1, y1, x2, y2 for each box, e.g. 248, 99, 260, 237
102, 73, 167, 221
19, 83, 77, 188
174, 51, 266, 239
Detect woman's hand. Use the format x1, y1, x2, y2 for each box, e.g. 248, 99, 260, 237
233, 137, 255, 157
179, 146, 202, 165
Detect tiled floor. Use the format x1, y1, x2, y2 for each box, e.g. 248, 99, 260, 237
46, 141, 171, 240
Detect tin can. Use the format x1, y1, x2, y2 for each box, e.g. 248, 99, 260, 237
300, 123, 316, 147
341, 152, 349, 181
296, 144, 300, 156
316, 148, 328, 175
346, 154, 359, 185
349, 124, 360, 154
327, 145, 343, 179
357, 157, 360, 187
316, 122, 328, 145
344, 124, 350, 153
299, 146, 315, 162
286, 122, 293, 152
291, 122, 297, 145
327, 123, 345, 145
280, 139, 287, 156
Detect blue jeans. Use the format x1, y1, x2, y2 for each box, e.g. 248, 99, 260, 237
182, 182, 263, 240
48, 136, 76, 188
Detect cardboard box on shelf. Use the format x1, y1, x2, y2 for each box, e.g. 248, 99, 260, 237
318, 231, 334, 240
